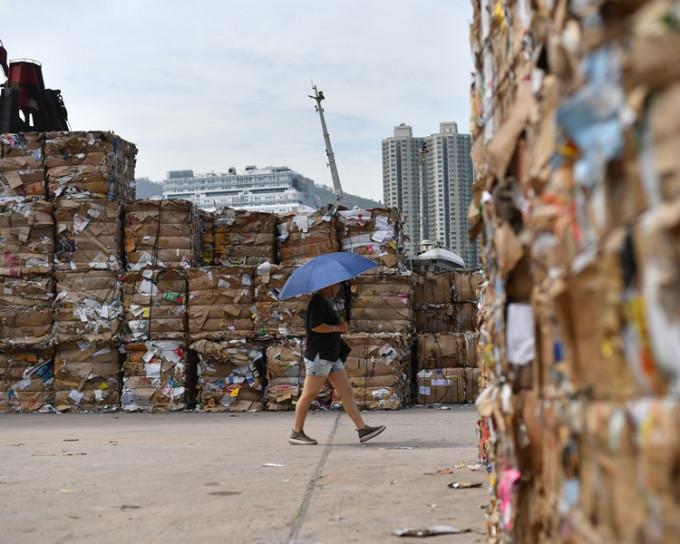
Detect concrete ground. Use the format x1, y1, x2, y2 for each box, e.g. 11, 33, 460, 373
1, 405, 489, 544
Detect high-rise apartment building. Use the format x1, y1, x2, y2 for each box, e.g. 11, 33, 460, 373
382, 122, 478, 267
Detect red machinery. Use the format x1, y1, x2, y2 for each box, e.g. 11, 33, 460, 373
0, 40, 69, 132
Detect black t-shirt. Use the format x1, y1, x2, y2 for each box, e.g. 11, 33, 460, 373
303, 293, 342, 361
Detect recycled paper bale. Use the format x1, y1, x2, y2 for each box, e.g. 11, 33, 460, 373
0, 199, 54, 276
124, 199, 199, 270
0, 348, 54, 412
349, 271, 413, 334
253, 263, 307, 339
54, 341, 121, 412
213, 207, 276, 266
53, 270, 123, 344
336, 207, 405, 268
0, 132, 46, 199
341, 332, 411, 410
121, 269, 187, 342
413, 271, 456, 306
121, 340, 191, 412
416, 332, 479, 370
416, 368, 465, 404
452, 270, 484, 302
197, 208, 215, 265
276, 209, 339, 266
54, 198, 122, 271
464, 367, 481, 402
191, 339, 266, 412
44, 131, 137, 201
187, 266, 255, 341
265, 337, 305, 411
0, 275, 53, 348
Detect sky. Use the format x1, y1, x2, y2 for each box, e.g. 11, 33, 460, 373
1, 0, 474, 203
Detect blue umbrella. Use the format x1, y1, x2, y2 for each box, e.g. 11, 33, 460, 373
278, 252, 379, 299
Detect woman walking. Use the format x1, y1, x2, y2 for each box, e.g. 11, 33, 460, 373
289, 282, 386, 445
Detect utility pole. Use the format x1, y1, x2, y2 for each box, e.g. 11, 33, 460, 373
309, 85, 343, 207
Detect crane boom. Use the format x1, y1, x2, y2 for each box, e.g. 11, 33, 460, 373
309, 85, 343, 206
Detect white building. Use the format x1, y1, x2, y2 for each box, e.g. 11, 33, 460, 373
162, 166, 318, 213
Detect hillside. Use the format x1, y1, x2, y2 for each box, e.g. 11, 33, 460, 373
134, 178, 383, 209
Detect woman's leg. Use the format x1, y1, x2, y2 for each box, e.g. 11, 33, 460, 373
293, 375, 328, 432
328, 370, 366, 430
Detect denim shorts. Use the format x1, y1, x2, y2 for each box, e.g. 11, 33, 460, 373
304, 354, 345, 377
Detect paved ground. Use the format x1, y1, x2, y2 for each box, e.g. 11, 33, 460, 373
1, 405, 488, 544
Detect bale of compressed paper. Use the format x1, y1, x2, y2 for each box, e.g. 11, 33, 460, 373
121, 269, 187, 342
0, 132, 46, 199
191, 339, 266, 412
0, 348, 54, 412
44, 131, 137, 201
416, 368, 465, 404
253, 263, 307, 339
197, 208, 215, 265
213, 207, 277, 266
0, 275, 53, 348
414, 303, 479, 334
53, 270, 123, 344
187, 266, 255, 341
265, 337, 305, 411
336, 207, 405, 268
53, 341, 121, 412
349, 271, 413, 334
54, 198, 122, 271
276, 209, 339, 266
341, 332, 411, 410
415, 332, 479, 370
0, 199, 54, 276
121, 340, 191, 412
124, 199, 199, 270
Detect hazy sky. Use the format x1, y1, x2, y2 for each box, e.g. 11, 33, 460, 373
1, 0, 474, 202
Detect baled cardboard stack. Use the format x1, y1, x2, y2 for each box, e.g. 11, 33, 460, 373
213, 207, 276, 266
0, 199, 54, 275
124, 199, 198, 271
336, 207, 405, 268
253, 263, 307, 340
197, 208, 215, 265
54, 199, 122, 271
469, 0, 680, 539
121, 340, 190, 411
341, 332, 411, 410
44, 131, 137, 201
188, 266, 255, 341
0, 348, 54, 412
0, 275, 53, 349
350, 270, 413, 335
265, 337, 305, 411
191, 339, 266, 412
0, 132, 45, 199
276, 209, 339, 266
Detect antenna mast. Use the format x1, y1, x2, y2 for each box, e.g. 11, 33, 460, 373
309, 84, 343, 206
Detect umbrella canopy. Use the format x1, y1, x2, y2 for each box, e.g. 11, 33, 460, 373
278, 252, 379, 299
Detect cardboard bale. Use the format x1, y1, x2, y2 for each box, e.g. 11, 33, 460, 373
0, 275, 53, 348
0, 133, 45, 199
197, 208, 215, 265
253, 263, 307, 339
265, 338, 305, 410
452, 270, 485, 302
54, 198, 122, 271
0, 199, 54, 275
188, 266, 255, 341
191, 339, 266, 412
414, 303, 478, 334
53, 270, 123, 344
465, 367, 481, 402
121, 340, 191, 412
122, 269, 187, 342
213, 207, 276, 266
0, 348, 54, 412
336, 207, 405, 268
44, 131, 137, 201
350, 272, 413, 334
124, 199, 199, 270
276, 210, 339, 266
54, 341, 121, 412
413, 271, 455, 306
416, 332, 478, 370
416, 368, 465, 404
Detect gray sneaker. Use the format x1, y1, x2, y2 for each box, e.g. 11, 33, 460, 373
289, 429, 317, 445
358, 425, 385, 443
